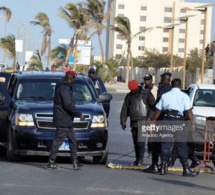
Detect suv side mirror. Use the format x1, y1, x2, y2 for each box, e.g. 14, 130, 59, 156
0, 93, 5, 104
98, 92, 112, 103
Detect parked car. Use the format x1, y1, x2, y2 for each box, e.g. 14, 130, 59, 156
186, 84, 215, 149
0, 71, 112, 164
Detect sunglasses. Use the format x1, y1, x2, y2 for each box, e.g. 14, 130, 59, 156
89, 72, 95, 74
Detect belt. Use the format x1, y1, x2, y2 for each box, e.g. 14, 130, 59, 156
164, 114, 184, 119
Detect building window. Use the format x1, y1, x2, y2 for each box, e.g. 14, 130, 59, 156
139, 46, 145, 51
178, 48, 184, 52
138, 56, 144, 61
116, 54, 122, 59
180, 9, 186, 13
139, 26, 146, 31
179, 38, 184, 43
179, 29, 185, 33
200, 30, 204, 34
163, 29, 169, 33
140, 5, 147, 11
163, 37, 169, 42
116, 44, 122, 49
200, 40, 203, 44
140, 16, 147, 21
139, 36, 145, 41
164, 7, 172, 12
118, 14, 124, 17
162, 47, 168, 52
164, 17, 171, 23
118, 4, 124, 9
201, 19, 204, 25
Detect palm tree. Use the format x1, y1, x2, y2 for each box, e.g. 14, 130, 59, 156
0, 34, 16, 68
0, 6, 12, 21
58, 3, 89, 70
30, 12, 52, 68
84, 0, 110, 66
50, 44, 68, 68
29, 49, 43, 71
110, 16, 152, 83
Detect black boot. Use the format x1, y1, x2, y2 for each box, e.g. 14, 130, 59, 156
182, 162, 198, 177
47, 158, 59, 169
136, 157, 144, 166
190, 160, 201, 168
168, 157, 176, 167
72, 158, 84, 170
143, 163, 159, 173
160, 162, 167, 175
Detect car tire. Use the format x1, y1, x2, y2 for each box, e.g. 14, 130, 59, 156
7, 126, 20, 162
93, 152, 108, 165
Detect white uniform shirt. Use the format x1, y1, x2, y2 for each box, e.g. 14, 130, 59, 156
156, 88, 191, 116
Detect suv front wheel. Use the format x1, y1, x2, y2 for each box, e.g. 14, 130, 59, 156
7, 125, 20, 162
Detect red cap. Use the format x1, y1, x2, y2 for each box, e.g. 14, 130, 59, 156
66, 70, 77, 77
128, 80, 138, 91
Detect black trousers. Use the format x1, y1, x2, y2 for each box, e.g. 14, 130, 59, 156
161, 116, 188, 164
131, 128, 146, 159
49, 126, 77, 161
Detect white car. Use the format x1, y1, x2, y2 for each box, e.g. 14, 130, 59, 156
187, 84, 215, 133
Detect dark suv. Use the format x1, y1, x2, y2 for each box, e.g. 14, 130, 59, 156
0, 71, 112, 164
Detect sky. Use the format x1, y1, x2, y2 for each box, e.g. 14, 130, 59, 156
0, 0, 215, 66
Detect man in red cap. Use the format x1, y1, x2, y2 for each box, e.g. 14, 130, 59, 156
47, 71, 85, 170
120, 80, 155, 166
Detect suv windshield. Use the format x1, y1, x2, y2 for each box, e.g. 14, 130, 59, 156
16, 78, 95, 102
193, 89, 215, 107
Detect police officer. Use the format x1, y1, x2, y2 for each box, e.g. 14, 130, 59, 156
143, 74, 158, 158
120, 80, 155, 166
152, 78, 198, 177
47, 71, 85, 170
143, 72, 172, 173
88, 68, 97, 85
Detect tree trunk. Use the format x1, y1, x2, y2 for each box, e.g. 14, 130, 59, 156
72, 36, 78, 71
47, 35, 51, 68
98, 32, 105, 67
130, 50, 134, 80
65, 36, 75, 67
125, 45, 130, 84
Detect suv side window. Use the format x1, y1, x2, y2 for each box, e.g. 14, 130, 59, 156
8, 76, 18, 97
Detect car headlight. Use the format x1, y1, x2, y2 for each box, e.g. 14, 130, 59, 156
194, 116, 206, 127
16, 113, 35, 127
91, 115, 107, 128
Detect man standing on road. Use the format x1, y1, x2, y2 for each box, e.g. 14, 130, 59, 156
151, 78, 198, 177
47, 71, 85, 170
120, 80, 155, 166
143, 74, 158, 158
143, 72, 172, 173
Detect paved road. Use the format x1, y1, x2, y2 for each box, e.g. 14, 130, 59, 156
0, 93, 215, 195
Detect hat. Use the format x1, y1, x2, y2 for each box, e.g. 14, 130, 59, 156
128, 80, 139, 91
143, 74, 153, 80
160, 72, 172, 78
88, 68, 95, 74
66, 70, 77, 77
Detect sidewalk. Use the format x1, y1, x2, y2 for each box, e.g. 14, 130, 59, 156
104, 82, 129, 93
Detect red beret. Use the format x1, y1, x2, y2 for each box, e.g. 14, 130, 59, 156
66, 70, 77, 77
128, 80, 138, 91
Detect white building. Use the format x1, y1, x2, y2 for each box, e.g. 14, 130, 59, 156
106, 0, 213, 60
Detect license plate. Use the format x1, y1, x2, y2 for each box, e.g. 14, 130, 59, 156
59, 142, 70, 151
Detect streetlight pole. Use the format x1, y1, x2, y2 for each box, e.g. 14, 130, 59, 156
182, 4, 214, 84
175, 15, 195, 89
157, 24, 180, 72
